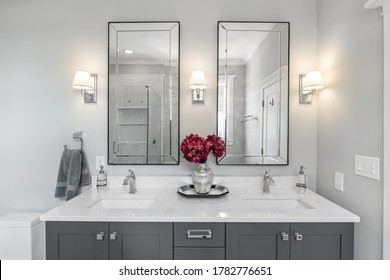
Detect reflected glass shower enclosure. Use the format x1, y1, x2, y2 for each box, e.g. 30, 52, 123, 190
108, 22, 180, 165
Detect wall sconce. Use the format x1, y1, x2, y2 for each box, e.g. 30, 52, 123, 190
299, 70, 324, 104
189, 70, 207, 103
72, 71, 97, 103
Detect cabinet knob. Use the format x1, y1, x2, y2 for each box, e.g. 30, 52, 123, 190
295, 232, 303, 241
96, 232, 105, 241
281, 232, 289, 241
110, 232, 118, 240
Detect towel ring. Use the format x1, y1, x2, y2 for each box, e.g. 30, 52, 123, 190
73, 136, 83, 151
63, 131, 83, 151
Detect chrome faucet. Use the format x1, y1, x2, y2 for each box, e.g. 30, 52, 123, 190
123, 169, 137, 193
263, 169, 275, 193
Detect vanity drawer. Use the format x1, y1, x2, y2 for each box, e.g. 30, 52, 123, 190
174, 222, 225, 247
174, 247, 225, 260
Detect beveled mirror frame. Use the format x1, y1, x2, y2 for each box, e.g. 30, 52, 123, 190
217, 21, 290, 165
108, 21, 180, 165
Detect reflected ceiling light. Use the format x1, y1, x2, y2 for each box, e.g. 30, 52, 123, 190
72, 71, 97, 103
189, 70, 207, 103
123, 49, 134, 54
299, 70, 325, 104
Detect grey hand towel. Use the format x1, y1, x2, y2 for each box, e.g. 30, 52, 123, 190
80, 151, 92, 187
55, 149, 91, 201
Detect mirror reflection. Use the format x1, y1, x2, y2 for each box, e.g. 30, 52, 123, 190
108, 22, 180, 164
217, 22, 289, 165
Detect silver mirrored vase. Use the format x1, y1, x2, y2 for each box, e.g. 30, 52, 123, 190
192, 161, 214, 194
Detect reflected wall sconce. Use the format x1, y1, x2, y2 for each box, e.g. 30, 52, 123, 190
299, 70, 324, 104
72, 71, 97, 103
189, 70, 207, 103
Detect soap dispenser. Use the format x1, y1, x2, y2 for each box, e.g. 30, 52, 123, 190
96, 165, 107, 193
296, 166, 307, 193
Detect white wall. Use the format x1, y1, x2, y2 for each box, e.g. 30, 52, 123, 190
0, 0, 318, 215
316, 0, 383, 259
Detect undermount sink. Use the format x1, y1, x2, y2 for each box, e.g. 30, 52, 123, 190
87, 195, 156, 210
243, 198, 314, 210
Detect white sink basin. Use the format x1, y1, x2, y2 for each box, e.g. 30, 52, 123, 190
243, 198, 314, 210
87, 195, 156, 210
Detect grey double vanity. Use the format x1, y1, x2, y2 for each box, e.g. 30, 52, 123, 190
41, 21, 359, 260
42, 176, 359, 260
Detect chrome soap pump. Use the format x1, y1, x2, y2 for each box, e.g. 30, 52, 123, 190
296, 166, 307, 193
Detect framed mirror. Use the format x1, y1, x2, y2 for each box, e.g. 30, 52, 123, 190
108, 22, 180, 165
217, 21, 289, 165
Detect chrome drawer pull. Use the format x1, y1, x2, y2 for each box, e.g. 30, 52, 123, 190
281, 232, 289, 241
96, 232, 105, 241
295, 232, 303, 241
187, 229, 212, 239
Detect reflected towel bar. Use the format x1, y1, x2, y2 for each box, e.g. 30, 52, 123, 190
241, 115, 258, 123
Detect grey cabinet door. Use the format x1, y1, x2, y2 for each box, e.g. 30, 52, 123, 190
226, 223, 290, 260
290, 223, 354, 260
109, 222, 173, 260
46, 221, 109, 260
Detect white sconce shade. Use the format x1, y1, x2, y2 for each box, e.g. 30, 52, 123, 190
72, 71, 93, 90
72, 71, 97, 103
303, 71, 325, 91
189, 70, 207, 89
299, 70, 325, 104
189, 70, 207, 103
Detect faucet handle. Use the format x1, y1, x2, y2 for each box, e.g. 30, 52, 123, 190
129, 169, 136, 179
127, 169, 134, 176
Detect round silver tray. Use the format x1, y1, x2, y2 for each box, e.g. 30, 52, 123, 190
177, 185, 229, 198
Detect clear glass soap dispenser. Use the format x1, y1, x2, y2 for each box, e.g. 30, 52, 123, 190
296, 165, 307, 194
96, 165, 107, 193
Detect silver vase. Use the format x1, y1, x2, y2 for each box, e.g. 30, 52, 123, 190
192, 161, 214, 194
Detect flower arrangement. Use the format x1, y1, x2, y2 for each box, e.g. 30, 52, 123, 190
181, 134, 226, 163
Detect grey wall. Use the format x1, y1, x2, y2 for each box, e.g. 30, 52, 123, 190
316, 0, 383, 259
0, 0, 319, 215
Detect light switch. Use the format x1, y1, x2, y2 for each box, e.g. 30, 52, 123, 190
354, 155, 380, 180
335, 172, 344, 192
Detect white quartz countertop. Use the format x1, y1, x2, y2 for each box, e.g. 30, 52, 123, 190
40, 176, 360, 223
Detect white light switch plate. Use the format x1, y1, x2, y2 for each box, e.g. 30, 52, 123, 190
96, 156, 105, 171
335, 172, 344, 192
355, 155, 380, 180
